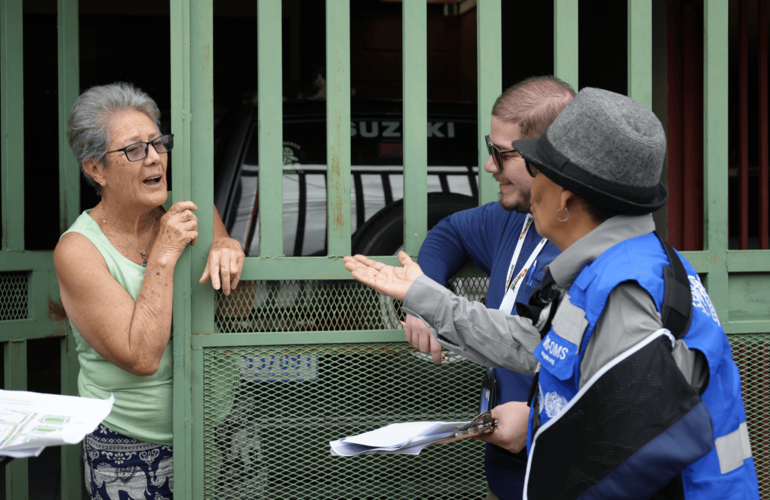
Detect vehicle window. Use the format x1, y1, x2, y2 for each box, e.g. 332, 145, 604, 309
242, 116, 477, 168
226, 104, 479, 258
213, 111, 238, 176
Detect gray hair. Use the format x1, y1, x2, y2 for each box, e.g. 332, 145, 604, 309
67, 82, 161, 194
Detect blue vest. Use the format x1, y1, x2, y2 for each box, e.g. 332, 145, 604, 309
527, 233, 758, 499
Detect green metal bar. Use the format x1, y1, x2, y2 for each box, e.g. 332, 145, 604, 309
0, 320, 67, 341
48, 267, 81, 499
679, 251, 711, 273
476, 0, 502, 206
192, 330, 409, 348
169, 0, 195, 497
189, 5, 215, 336
239, 255, 400, 280
554, 0, 579, 91
0, 0, 24, 251
402, 0, 428, 256
723, 320, 770, 334
57, 0, 80, 233
703, 0, 730, 321
627, 0, 652, 107
726, 250, 770, 272
326, 0, 352, 257
29, 269, 49, 321
4, 339, 28, 500
0, 251, 55, 271
187, 2, 215, 497
238, 255, 488, 280
60, 332, 81, 500
191, 346, 204, 500
257, 0, 284, 257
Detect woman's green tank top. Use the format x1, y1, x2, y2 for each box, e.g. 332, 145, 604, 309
62, 210, 172, 445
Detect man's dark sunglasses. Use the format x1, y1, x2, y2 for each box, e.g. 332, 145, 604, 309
106, 134, 174, 162
525, 159, 540, 178
484, 135, 521, 171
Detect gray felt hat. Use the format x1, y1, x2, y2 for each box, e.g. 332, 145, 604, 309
513, 87, 668, 215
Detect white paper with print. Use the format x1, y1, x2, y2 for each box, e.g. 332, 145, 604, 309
0, 390, 114, 458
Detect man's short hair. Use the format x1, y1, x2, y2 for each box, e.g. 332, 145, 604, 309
492, 76, 576, 139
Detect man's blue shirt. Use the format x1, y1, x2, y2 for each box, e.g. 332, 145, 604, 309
417, 201, 560, 499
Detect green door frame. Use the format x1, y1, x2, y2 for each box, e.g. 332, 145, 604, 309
1, 0, 768, 498
1, 0, 81, 498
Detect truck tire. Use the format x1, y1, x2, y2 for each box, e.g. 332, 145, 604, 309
351, 193, 478, 331
351, 193, 478, 256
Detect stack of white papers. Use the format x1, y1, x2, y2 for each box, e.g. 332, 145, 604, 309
330, 420, 467, 456
0, 390, 114, 459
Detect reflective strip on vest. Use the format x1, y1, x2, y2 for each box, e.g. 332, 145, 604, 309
715, 422, 753, 474
550, 294, 588, 350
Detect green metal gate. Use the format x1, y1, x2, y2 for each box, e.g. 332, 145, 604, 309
1, 0, 769, 498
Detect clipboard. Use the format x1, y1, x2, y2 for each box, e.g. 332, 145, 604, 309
453, 411, 497, 437
330, 412, 498, 455
430, 412, 498, 446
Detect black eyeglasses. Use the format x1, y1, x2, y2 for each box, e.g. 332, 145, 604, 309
105, 134, 174, 162
485, 135, 521, 171
525, 159, 540, 178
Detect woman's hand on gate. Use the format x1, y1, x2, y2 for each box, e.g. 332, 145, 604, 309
343, 251, 424, 301
200, 237, 245, 295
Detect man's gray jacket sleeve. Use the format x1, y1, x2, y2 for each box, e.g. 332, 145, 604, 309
401, 274, 540, 373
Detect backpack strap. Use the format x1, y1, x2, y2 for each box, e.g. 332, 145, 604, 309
655, 231, 693, 340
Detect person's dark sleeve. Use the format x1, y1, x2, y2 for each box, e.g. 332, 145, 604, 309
417, 202, 505, 285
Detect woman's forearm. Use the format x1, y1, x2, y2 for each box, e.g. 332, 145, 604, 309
125, 257, 176, 375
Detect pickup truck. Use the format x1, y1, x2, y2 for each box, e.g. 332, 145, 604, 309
213, 100, 481, 256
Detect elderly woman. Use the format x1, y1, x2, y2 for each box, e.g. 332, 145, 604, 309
54, 82, 244, 499
344, 89, 759, 499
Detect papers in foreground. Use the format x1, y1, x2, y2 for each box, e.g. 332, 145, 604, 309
330, 420, 472, 456
0, 390, 114, 458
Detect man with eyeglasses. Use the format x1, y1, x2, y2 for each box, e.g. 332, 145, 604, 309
403, 76, 574, 500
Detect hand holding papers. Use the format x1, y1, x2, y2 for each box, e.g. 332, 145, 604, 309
0, 390, 114, 459
330, 412, 496, 456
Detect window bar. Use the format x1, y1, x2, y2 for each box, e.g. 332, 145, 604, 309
325, 0, 351, 257
477, 0, 502, 206
703, 0, 730, 316
554, 0, 579, 91
257, 0, 284, 258
4, 339, 29, 499
403, 0, 428, 256
627, 0, 652, 109
0, 0, 24, 252
57, 0, 80, 234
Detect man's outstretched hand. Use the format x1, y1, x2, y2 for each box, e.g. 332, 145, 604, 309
343, 251, 424, 301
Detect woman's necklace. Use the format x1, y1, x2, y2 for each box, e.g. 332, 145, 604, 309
102, 205, 156, 267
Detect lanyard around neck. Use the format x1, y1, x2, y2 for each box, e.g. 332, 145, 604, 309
499, 214, 547, 313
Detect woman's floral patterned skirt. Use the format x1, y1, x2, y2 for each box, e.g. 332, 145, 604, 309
83, 424, 173, 500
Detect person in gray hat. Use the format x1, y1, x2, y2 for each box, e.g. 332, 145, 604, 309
344, 88, 759, 499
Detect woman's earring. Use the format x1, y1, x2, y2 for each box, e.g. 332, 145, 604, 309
556, 207, 569, 222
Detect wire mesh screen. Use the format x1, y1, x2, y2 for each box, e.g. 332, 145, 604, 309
202, 343, 487, 499
215, 277, 489, 333
729, 333, 770, 498
0, 271, 29, 321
